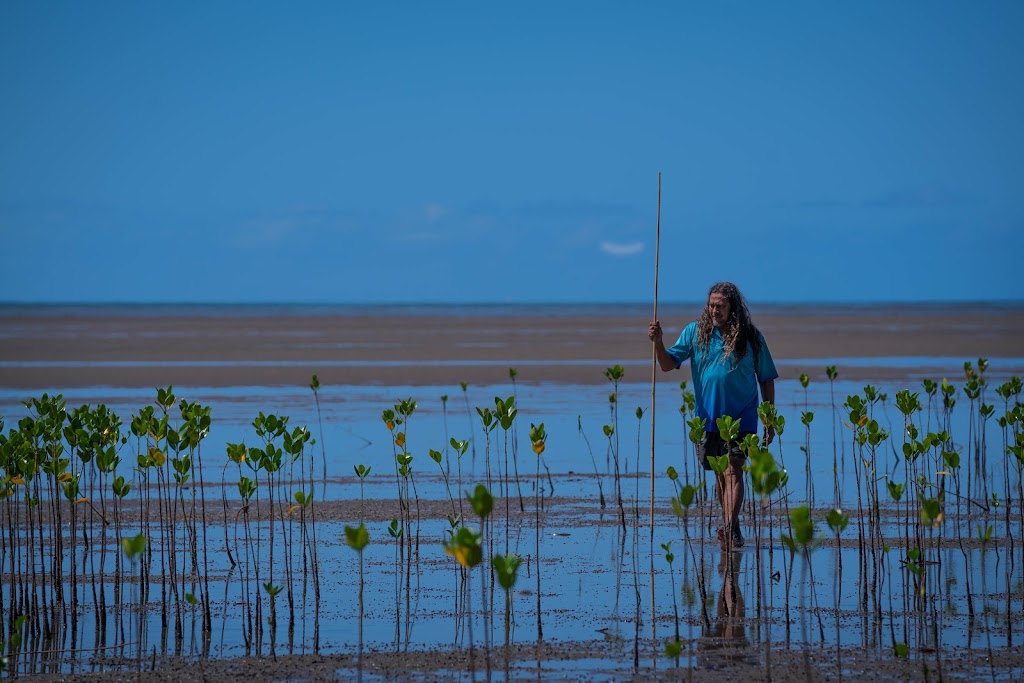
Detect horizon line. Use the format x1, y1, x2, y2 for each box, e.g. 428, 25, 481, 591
2, 299, 1023, 307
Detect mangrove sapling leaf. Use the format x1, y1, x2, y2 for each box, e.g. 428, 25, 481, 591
942, 448, 958, 471
664, 640, 683, 659
121, 533, 147, 562
445, 527, 483, 569
781, 506, 816, 553
707, 454, 730, 475
686, 417, 707, 446
345, 523, 369, 552
894, 642, 910, 658
604, 364, 625, 383
740, 433, 761, 457
476, 407, 495, 431
529, 423, 547, 455
748, 448, 784, 498
467, 484, 494, 520
396, 398, 417, 419
670, 486, 696, 519
680, 484, 696, 509
715, 415, 741, 444
388, 518, 403, 540
887, 481, 905, 502
977, 524, 994, 547
826, 509, 849, 535
905, 547, 923, 576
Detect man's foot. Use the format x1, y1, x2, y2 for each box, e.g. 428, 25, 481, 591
718, 526, 744, 551
717, 527, 728, 550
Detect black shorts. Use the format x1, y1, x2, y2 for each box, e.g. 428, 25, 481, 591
696, 431, 755, 471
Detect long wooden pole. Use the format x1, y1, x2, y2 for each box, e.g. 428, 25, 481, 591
649, 171, 661, 651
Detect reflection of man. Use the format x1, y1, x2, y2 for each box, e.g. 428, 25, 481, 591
714, 551, 747, 642
698, 550, 751, 667
649, 281, 778, 551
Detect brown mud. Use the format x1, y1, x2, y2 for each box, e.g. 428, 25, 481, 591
2, 304, 1023, 389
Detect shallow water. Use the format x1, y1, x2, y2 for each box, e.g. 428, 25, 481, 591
1, 358, 1023, 679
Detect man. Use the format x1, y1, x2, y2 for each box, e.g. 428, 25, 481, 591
648, 281, 778, 550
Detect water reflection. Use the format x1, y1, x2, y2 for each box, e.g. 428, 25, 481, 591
700, 551, 755, 669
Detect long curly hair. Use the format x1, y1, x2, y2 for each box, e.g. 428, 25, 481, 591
696, 281, 762, 366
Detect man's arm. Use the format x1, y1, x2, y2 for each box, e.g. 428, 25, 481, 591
760, 378, 776, 445
648, 320, 679, 372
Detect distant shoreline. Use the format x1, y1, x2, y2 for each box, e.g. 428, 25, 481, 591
3, 300, 1024, 316
2, 304, 1023, 389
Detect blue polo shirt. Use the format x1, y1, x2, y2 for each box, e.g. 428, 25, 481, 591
666, 321, 779, 433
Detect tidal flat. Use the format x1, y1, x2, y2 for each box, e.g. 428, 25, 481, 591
1, 303, 1023, 681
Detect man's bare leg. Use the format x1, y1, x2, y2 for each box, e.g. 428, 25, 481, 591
726, 455, 745, 541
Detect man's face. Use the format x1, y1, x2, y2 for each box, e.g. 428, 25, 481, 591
707, 292, 731, 328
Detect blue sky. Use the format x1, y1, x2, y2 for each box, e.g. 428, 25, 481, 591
2, 1, 1022, 304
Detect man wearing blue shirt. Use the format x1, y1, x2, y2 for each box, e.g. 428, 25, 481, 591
648, 281, 779, 550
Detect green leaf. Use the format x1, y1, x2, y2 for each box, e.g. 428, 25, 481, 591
826, 508, 849, 534
445, 527, 483, 568
492, 553, 522, 590
467, 484, 493, 519
120, 533, 147, 561
708, 454, 730, 474
680, 484, 696, 508
345, 523, 369, 552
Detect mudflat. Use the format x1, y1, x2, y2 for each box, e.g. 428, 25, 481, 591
1, 303, 1022, 388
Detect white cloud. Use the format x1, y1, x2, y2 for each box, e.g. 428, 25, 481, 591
422, 203, 449, 221
599, 240, 644, 257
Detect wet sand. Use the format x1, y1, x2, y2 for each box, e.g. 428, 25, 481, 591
4, 303, 1023, 682
11, 489, 1022, 682
2, 303, 1022, 389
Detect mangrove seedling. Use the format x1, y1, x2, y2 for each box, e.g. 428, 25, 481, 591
121, 533, 146, 680
345, 522, 369, 665
492, 552, 522, 651
529, 422, 547, 640
354, 464, 370, 522
445, 526, 485, 667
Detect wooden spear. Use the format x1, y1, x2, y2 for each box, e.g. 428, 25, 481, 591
649, 171, 662, 648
